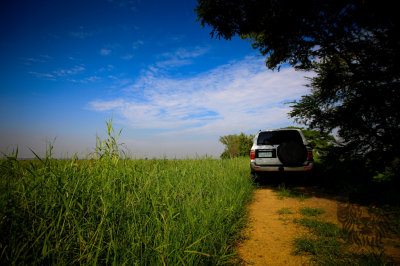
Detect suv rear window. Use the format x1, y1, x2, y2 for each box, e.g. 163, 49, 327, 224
257, 130, 303, 145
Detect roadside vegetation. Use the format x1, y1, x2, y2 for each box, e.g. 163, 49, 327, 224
275, 183, 306, 201
277, 203, 397, 265
311, 155, 400, 207
293, 208, 394, 265
219, 132, 254, 159
0, 120, 254, 265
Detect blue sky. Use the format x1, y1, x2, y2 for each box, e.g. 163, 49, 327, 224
0, 0, 312, 158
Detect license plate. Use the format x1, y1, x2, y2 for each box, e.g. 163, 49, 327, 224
258, 151, 272, 158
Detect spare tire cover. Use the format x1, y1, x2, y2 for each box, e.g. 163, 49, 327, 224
277, 141, 307, 167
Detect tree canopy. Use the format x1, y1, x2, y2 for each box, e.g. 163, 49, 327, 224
196, 1, 400, 171
219, 133, 254, 159
196, 1, 398, 70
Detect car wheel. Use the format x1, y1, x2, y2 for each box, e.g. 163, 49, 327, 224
277, 141, 307, 167
250, 170, 258, 181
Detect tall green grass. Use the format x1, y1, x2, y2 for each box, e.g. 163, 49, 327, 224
0, 124, 254, 264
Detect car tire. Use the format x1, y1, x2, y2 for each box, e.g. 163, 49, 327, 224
277, 141, 307, 167
250, 170, 259, 181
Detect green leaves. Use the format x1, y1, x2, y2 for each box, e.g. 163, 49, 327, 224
219, 132, 254, 159
0, 157, 254, 265
93, 116, 125, 163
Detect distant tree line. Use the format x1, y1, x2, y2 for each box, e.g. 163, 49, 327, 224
219, 133, 254, 159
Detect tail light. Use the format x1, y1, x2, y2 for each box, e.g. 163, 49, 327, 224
307, 151, 313, 161
250, 151, 255, 159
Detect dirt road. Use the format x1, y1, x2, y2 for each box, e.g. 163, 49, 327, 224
236, 186, 400, 265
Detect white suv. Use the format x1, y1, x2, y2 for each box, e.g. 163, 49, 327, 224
250, 129, 313, 177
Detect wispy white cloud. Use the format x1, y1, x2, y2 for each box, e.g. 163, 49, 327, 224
155, 58, 192, 69
121, 54, 134, 60
54, 65, 85, 76
154, 46, 210, 70
89, 99, 125, 112
107, 0, 138, 11
168, 35, 185, 42
29, 64, 86, 81
28, 71, 56, 80
100, 49, 112, 55
88, 56, 313, 138
70, 26, 99, 39
98, 64, 115, 72
174, 47, 209, 59
68, 76, 101, 83
23, 55, 52, 65
160, 46, 209, 60
132, 40, 144, 49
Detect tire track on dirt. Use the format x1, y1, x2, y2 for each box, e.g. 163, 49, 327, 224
236, 188, 309, 265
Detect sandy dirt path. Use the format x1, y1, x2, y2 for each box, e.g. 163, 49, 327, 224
236, 188, 314, 265
236, 186, 400, 265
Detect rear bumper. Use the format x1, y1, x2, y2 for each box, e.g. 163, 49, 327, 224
250, 160, 313, 172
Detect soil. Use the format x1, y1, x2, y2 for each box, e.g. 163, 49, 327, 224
236, 185, 400, 265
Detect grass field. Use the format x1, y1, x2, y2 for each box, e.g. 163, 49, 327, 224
0, 154, 254, 265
